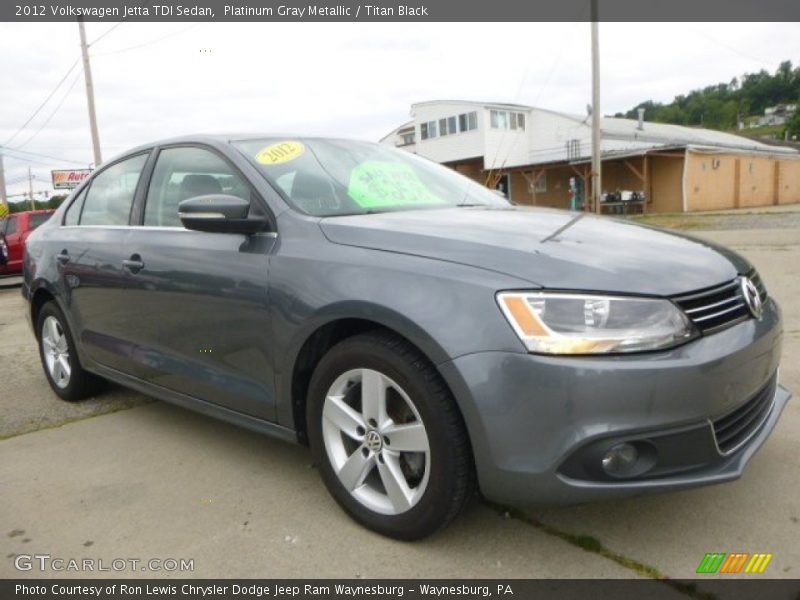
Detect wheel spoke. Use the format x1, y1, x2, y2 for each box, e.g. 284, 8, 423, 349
52, 358, 63, 381
360, 369, 388, 427
382, 422, 429, 453
47, 317, 59, 342
58, 355, 71, 380
55, 335, 68, 354
377, 453, 413, 513
338, 448, 375, 491
44, 352, 55, 374
324, 394, 365, 440
42, 337, 56, 353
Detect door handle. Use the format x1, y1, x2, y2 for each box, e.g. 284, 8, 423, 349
122, 254, 144, 273
56, 251, 70, 265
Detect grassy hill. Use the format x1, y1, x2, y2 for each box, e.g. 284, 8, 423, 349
616, 60, 799, 137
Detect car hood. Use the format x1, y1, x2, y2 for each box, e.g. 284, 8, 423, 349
319, 206, 750, 296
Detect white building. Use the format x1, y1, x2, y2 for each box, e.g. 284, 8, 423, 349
381, 100, 800, 212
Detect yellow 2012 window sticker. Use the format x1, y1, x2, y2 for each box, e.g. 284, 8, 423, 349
255, 141, 305, 165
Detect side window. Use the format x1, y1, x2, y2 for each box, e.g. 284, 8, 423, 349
80, 154, 148, 226
64, 187, 88, 226
144, 147, 250, 227
6, 216, 18, 235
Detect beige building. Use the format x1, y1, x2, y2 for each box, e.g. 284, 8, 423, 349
381, 100, 800, 213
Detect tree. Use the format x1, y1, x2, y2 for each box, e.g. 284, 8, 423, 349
47, 194, 68, 208
785, 112, 800, 140
619, 60, 800, 131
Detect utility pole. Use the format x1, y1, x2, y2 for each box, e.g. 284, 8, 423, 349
590, 0, 602, 214
28, 166, 35, 211
0, 149, 7, 212
78, 17, 103, 166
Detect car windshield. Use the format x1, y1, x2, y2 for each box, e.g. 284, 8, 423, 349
233, 138, 509, 217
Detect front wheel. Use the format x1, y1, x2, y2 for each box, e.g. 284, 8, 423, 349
307, 330, 475, 540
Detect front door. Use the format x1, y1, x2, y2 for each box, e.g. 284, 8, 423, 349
121, 145, 277, 420
494, 174, 511, 201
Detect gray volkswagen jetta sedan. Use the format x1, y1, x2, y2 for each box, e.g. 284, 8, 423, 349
23, 135, 791, 539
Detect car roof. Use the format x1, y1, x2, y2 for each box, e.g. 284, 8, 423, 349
110, 134, 371, 165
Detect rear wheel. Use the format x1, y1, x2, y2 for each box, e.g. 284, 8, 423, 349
36, 301, 104, 401
307, 330, 474, 540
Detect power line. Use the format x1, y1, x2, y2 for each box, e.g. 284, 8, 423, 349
1, 58, 80, 147
15, 69, 84, 150
90, 21, 125, 46
93, 24, 198, 57
688, 27, 776, 69
2, 147, 89, 166
2, 154, 53, 167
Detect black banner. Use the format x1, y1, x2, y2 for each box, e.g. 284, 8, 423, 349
4, 580, 800, 600
3, 0, 800, 22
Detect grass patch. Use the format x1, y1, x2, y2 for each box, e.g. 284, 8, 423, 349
488, 502, 718, 600
629, 215, 719, 230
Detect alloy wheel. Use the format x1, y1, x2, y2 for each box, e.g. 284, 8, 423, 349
322, 368, 431, 515
41, 315, 71, 389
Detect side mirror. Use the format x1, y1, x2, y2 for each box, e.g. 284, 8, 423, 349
178, 195, 268, 234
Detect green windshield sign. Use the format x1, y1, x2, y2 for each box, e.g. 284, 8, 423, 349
348, 161, 445, 209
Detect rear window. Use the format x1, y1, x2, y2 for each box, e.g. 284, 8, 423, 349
29, 212, 52, 230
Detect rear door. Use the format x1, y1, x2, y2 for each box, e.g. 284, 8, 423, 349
58, 152, 151, 373
121, 145, 277, 420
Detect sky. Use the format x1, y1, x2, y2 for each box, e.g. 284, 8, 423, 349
0, 21, 798, 198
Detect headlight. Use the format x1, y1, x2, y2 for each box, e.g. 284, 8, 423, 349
497, 291, 697, 355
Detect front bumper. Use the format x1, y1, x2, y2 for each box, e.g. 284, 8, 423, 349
439, 298, 791, 506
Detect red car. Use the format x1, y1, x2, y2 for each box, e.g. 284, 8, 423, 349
0, 210, 55, 275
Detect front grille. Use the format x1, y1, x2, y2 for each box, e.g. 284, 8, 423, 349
672, 269, 767, 334
712, 375, 776, 455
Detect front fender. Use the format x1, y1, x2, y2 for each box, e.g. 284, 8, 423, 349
268, 236, 531, 430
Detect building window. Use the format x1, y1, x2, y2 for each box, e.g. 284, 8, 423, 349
534, 172, 547, 193
422, 112, 477, 140
490, 110, 507, 129
420, 121, 438, 140
566, 139, 581, 160
490, 110, 525, 131
400, 132, 415, 146
458, 111, 478, 132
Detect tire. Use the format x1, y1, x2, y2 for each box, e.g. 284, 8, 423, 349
307, 330, 475, 540
36, 301, 104, 401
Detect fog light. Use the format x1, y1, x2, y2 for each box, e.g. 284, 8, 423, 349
601, 443, 638, 476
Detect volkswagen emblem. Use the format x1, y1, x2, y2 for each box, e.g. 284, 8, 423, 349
365, 430, 383, 453
740, 277, 764, 320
